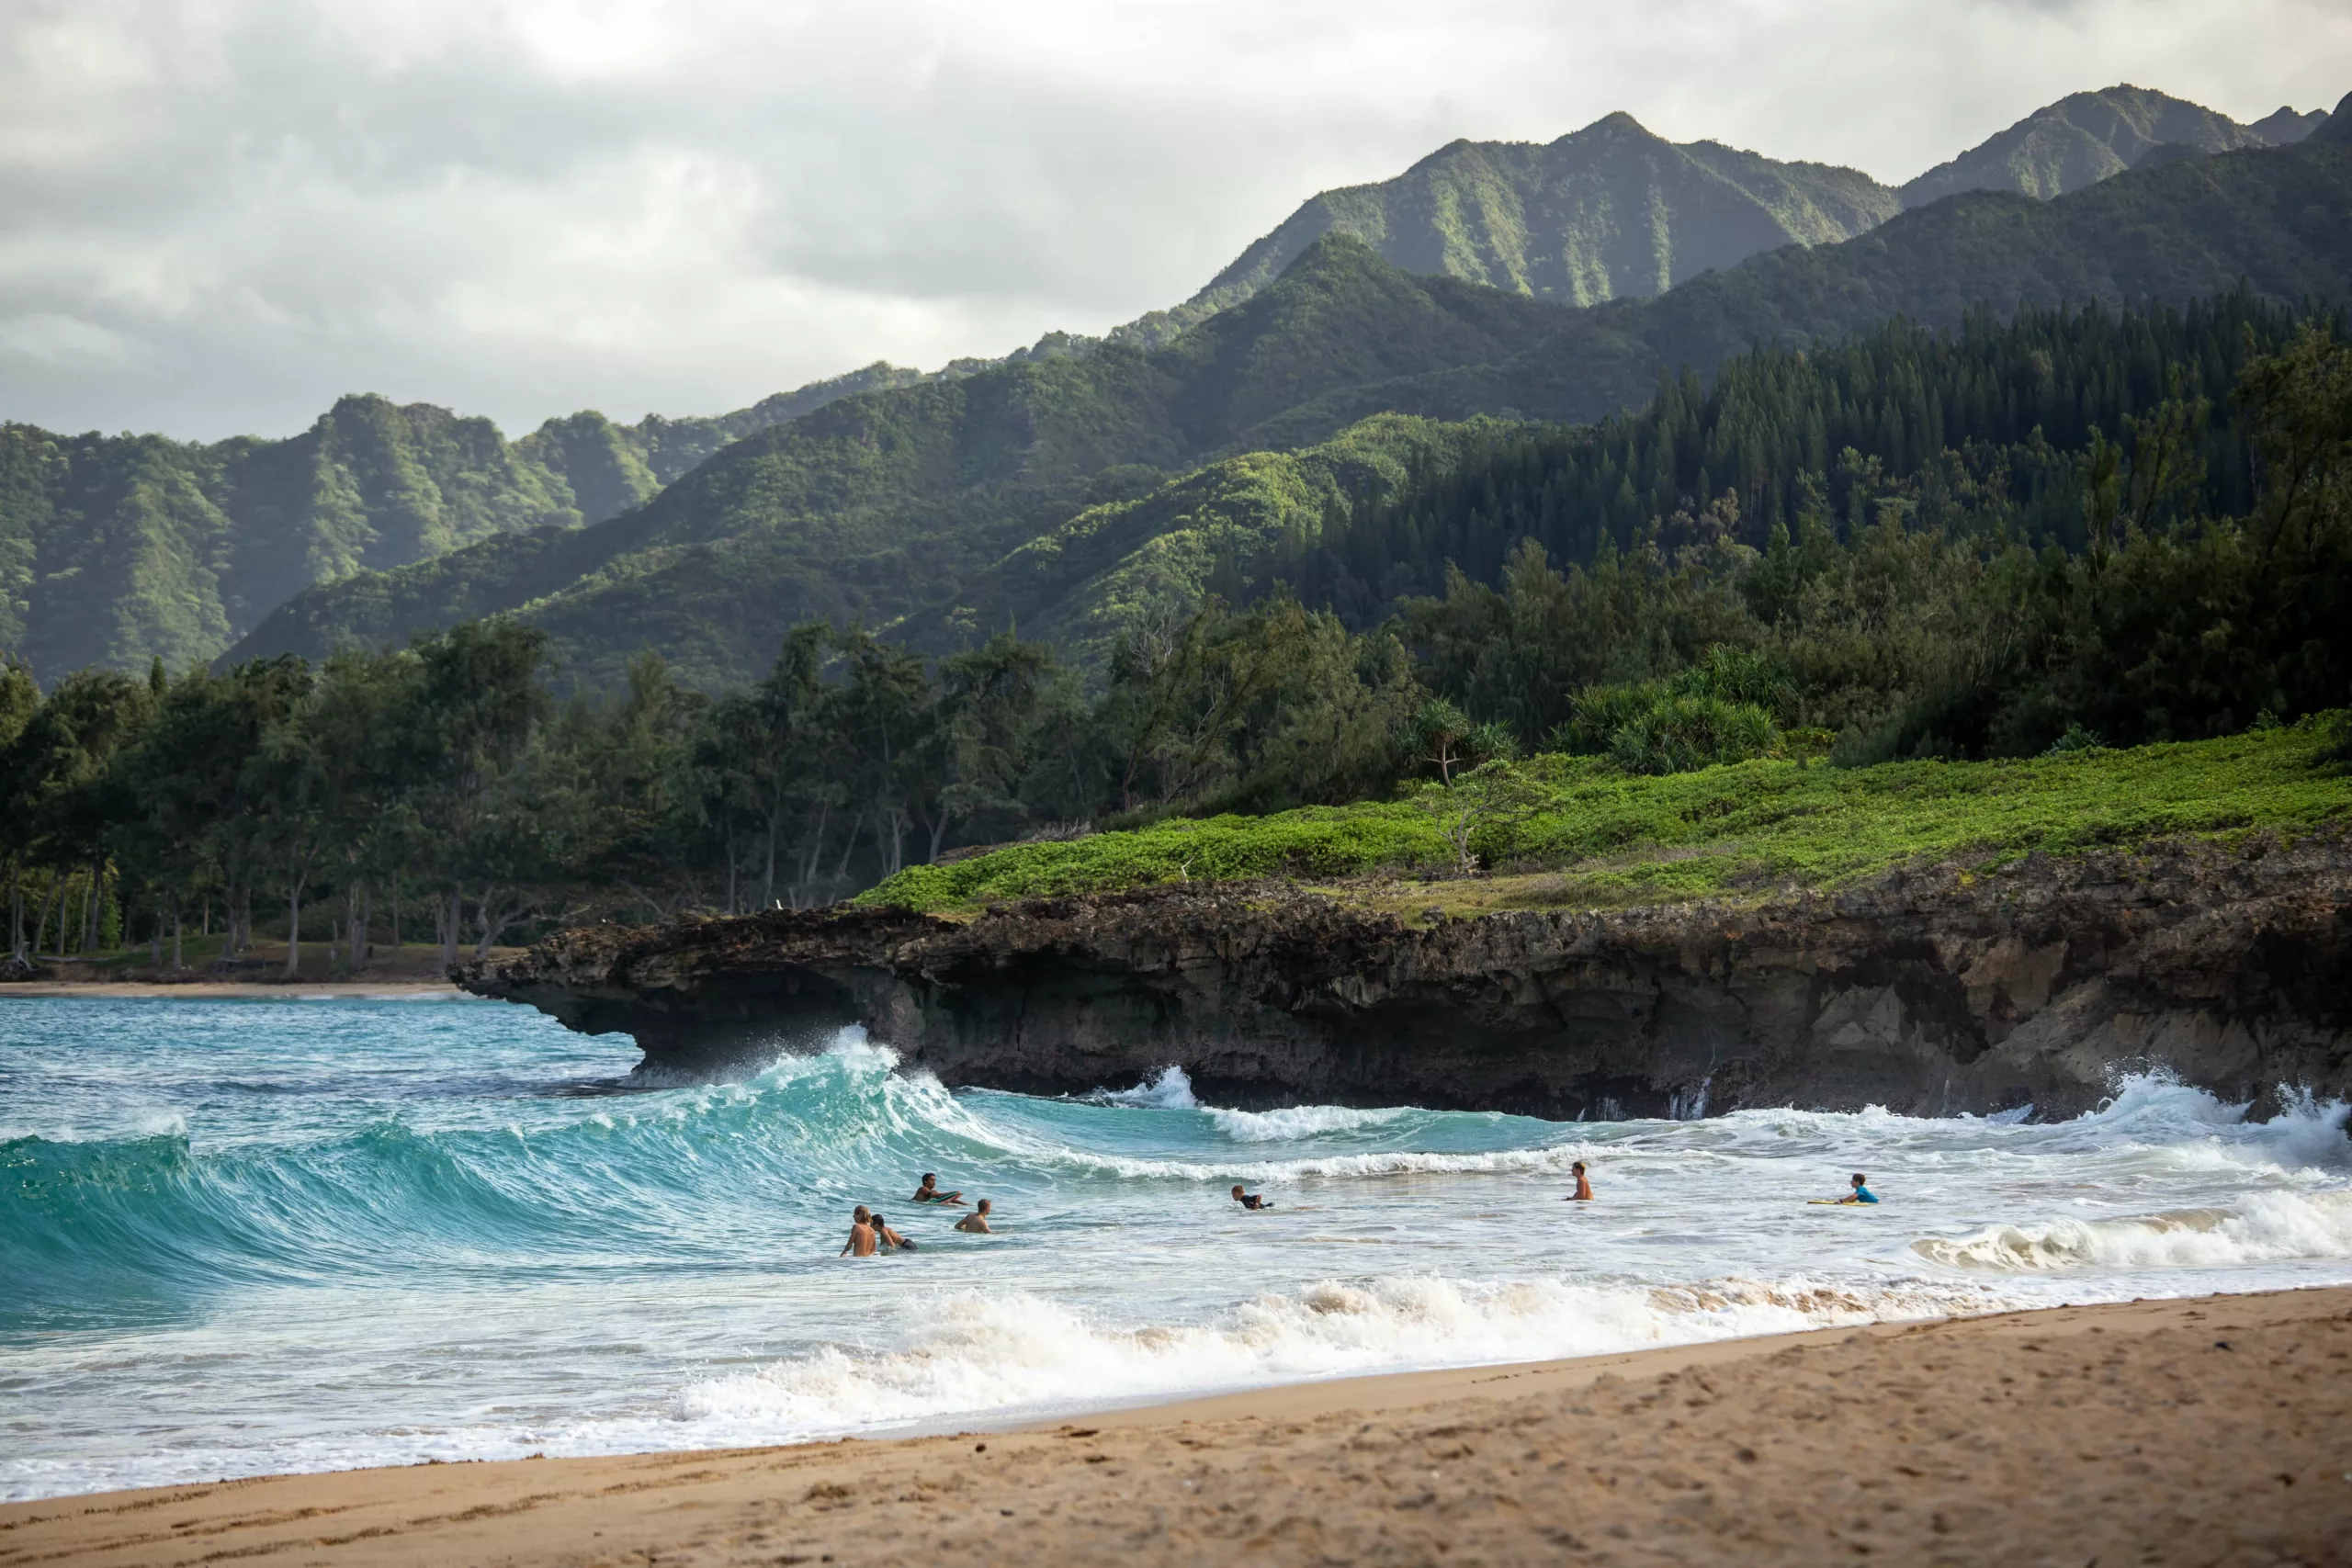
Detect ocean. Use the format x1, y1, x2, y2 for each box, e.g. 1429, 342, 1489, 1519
5, 996, 2349, 1502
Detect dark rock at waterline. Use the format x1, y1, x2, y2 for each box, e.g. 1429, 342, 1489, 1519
460, 832, 2352, 1120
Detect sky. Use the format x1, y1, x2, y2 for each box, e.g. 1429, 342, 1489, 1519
2, 0, 2347, 442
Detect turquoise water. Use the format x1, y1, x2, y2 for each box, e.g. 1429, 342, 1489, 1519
5, 996, 2350, 1501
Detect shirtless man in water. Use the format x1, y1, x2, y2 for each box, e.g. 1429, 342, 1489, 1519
1230, 1184, 1274, 1211
840, 1205, 877, 1257
871, 1212, 917, 1251
954, 1199, 994, 1234
1566, 1160, 1594, 1201
912, 1173, 966, 1205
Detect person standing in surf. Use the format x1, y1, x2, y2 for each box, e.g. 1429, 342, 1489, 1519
955, 1199, 995, 1234
1566, 1161, 1594, 1201
840, 1206, 877, 1257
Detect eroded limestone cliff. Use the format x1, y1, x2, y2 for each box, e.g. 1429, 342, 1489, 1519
460, 832, 2352, 1118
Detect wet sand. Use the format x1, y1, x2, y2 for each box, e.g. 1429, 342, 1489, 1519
4, 1286, 2346, 1566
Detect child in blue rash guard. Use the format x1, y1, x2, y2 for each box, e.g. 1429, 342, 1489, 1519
1842, 1172, 1879, 1204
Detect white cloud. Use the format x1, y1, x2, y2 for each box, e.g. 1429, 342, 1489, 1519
0, 0, 2345, 439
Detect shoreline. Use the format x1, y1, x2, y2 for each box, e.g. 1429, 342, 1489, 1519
7, 1285, 2348, 1565
0, 979, 465, 999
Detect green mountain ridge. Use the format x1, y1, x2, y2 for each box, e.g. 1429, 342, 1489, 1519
1149, 112, 1901, 330
11, 84, 2344, 687
1116, 85, 2310, 347
0, 362, 926, 677
229, 132, 2352, 690
228, 250, 1577, 688
1898, 85, 2273, 207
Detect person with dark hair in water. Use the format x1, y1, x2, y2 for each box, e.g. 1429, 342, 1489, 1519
912, 1173, 966, 1205
870, 1212, 918, 1250
839, 1205, 877, 1257
1839, 1173, 1879, 1204
1230, 1184, 1274, 1211
1566, 1161, 1594, 1201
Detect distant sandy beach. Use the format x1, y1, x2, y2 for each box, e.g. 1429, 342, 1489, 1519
0, 979, 462, 999
5, 1286, 2345, 1567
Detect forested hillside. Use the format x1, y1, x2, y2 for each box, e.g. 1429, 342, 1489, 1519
9, 84, 2328, 688
230, 244, 1576, 687
0, 362, 922, 678
230, 131, 2352, 690
6, 294, 2346, 967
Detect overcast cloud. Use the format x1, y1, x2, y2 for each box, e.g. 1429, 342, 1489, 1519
2, 0, 2347, 441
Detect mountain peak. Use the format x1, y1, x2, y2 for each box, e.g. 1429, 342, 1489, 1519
2306, 90, 2352, 147
1901, 84, 2270, 208
1573, 109, 1657, 140
2249, 104, 2328, 145
1183, 113, 1894, 324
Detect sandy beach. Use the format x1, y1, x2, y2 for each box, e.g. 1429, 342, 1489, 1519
4, 1287, 2346, 1567
0, 979, 462, 999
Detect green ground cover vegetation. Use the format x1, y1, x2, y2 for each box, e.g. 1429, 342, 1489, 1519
860, 720, 2350, 913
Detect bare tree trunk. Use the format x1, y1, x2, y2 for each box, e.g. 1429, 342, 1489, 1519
283, 871, 306, 980
439, 886, 462, 972
763, 818, 778, 908
6, 861, 20, 964
172, 902, 184, 970
390, 871, 401, 951
32, 874, 58, 959
85, 859, 102, 952
725, 838, 737, 916
151, 905, 163, 965
831, 810, 865, 884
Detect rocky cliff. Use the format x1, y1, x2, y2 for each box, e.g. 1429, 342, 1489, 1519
460, 832, 2352, 1119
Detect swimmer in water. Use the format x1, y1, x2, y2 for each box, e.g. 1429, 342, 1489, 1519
1838, 1172, 1879, 1204
1230, 1185, 1273, 1211
871, 1212, 917, 1251
1566, 1160, 1593, 1201
840, 1205, 877, 1257
912, 1173, 966, 1205
954, 1199, 994, 1234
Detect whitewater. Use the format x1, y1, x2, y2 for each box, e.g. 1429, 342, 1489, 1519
4, 998, 2349, 1502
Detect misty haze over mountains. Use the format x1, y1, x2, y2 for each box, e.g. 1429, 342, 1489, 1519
0, 83, 2344, 683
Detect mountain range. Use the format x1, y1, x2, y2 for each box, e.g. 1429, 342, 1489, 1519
3, 84, 2343, 682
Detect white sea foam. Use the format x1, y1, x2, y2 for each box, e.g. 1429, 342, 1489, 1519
1091, 1065, 1200, 1110
679, 1272, 2016, 1436
1914, 1189, 2352, 1272
1205, 1104, 1420, 1143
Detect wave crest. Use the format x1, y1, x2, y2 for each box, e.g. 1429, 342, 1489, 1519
1914, 1190, 2352, 1272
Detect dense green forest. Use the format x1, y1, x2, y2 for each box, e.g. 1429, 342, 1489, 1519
5, 296, 2346, 970
228, 129, 2352, 690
